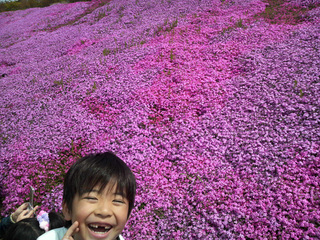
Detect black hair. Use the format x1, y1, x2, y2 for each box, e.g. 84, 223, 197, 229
4, 212, 66, 240
4, 218, 43, 240
63, 151, 136, 218
48, 212, 66, 229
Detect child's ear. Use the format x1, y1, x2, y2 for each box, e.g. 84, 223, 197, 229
62, 202, 72, 221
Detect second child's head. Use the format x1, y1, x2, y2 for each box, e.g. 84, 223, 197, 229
4, 212, 65, 240
62, 152, 136, 240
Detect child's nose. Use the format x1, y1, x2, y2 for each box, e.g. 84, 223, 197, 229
95, 202, 112, 217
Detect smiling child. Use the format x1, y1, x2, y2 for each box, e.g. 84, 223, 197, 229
37, 152, 136, 240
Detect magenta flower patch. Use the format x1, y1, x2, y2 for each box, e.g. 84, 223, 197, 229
0, 0, 320, 238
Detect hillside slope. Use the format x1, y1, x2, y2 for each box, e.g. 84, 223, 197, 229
1, 0, 320, 238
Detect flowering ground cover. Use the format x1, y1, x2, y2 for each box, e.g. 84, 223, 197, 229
1, 0, 320, 238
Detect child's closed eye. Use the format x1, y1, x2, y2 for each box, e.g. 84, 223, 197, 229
83, 196, 98, 201
113, 199, 125, 204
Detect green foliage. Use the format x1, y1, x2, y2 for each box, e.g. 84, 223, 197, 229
299, 89, 304, 97
0, 0, 65, 12
0, 132, 9, 144
53, 79, 64, 86
261, 0, 285, 21
97, 11, 106, 20
221, 18, 246, 34
170, 49, 175, 61
257, 0, 314, 25
0, 1, 21, 12
138, 202, 147, 210
155, 18, 178, 35
236, 18, 245, 28
0, 0, 110, 13
86, 81, 97, 95
103, 48, 111, 56
92, 81, 97, 91
137, 122, 146, 129
170, 18, 178, 30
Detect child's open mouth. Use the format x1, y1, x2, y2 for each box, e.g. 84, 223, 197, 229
88, 224, 112, 234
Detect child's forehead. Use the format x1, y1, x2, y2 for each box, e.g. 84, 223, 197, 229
94, 182, 118, 192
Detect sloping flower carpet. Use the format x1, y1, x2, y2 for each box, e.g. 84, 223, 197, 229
0, 0, 320, 238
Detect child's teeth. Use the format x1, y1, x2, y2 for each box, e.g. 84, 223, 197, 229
89, 224, 111, 231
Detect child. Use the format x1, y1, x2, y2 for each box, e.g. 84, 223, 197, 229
4, 211, 65, 240
37, 152, 136, 240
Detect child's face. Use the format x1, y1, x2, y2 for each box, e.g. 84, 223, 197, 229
63, 183, 129, 240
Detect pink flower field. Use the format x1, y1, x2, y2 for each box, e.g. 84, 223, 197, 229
1, 0, 320, 238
